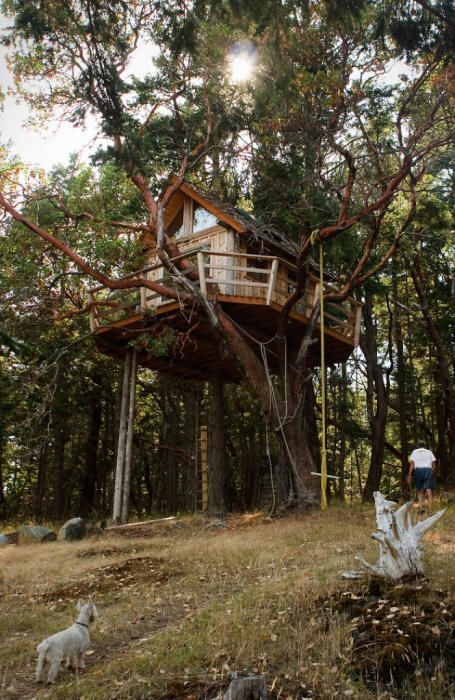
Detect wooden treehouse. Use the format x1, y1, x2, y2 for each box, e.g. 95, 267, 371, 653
89, 181, 362, 382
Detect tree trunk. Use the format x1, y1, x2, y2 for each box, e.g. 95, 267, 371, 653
410, 253, 455, 484
121, 350, 138, 523
207, 372, 226, 516
0, 434, 5, 509
79, 371, 103, 517
392, 267, 410, 497
337, 363, 348, 501
361, 293, 390, 501
217, 309, 320, 507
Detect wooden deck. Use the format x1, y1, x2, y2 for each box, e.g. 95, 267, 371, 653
90, 250, 361, 381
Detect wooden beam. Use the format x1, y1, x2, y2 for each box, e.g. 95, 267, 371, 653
106, 516, 177, 531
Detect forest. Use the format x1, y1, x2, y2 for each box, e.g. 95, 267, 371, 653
0, 0, 454, 525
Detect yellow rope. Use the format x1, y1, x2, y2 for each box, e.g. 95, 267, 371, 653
319, 242, 328, 510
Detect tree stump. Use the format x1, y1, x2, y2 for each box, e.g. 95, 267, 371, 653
222, 674, 267, 700
343, 491, 446, 580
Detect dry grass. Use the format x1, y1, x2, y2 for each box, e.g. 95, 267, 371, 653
0, 502, 454, 699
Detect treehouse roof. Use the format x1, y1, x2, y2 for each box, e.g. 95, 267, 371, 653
164, 178, 300, 259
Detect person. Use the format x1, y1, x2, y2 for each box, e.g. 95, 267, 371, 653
407, 440, 436, 514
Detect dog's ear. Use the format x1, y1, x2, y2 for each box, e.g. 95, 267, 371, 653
76, 600, 83, 612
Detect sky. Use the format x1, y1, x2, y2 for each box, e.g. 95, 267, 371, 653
0, 27, 99, 170
0, 19, 158, 171
0, 12, 411, 174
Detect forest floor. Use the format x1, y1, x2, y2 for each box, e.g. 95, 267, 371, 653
0, 500, 454, 700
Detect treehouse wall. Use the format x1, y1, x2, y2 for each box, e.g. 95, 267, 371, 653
144, 223, 237, 308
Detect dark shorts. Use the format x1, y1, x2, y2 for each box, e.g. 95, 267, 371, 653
414, 468, 435, 491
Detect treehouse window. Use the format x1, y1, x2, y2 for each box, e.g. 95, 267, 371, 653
193, 205, 218, 233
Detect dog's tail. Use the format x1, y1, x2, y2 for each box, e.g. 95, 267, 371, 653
37, 639, 50, 654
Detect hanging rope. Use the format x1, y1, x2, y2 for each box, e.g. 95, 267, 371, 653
319, 240, 328, 511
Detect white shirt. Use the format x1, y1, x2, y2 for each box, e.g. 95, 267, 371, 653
409, 448, 436, 469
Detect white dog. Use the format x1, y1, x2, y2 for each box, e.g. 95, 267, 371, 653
36, 600, 97, 684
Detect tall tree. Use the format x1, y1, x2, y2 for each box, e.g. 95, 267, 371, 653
1, 0, 453, 507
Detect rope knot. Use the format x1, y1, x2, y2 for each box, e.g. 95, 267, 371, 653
310, 229, 320, 246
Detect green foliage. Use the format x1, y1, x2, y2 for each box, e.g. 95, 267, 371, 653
128, 328, 178, 358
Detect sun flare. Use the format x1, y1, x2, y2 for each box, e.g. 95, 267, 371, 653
229, 52, 255, 84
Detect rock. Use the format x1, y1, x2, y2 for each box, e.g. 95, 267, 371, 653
0, 534, 11, 546
18, 525, 57, 544
205, 519, 230, 530
59, 517, 87, 541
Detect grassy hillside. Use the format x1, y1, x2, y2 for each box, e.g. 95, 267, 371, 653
1, 502, 454, 699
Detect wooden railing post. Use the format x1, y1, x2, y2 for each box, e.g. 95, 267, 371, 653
140, 286, 147, 311
266, 258, 279, 306
197, 251, 207, 297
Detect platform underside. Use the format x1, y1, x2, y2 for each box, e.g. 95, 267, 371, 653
93, 296, 356, 382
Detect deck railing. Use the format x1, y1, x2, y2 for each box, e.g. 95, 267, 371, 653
89, 249, 362, 344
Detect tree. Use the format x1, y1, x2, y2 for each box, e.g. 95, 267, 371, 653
1, 0, 453, 508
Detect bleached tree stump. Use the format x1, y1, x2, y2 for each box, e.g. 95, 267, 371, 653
343, 491, 446, 581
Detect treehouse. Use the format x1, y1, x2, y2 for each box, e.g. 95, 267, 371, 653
89, 181, 362, 382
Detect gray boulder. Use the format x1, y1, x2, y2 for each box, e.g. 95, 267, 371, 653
0, 534, 11, 546
59, 517, 86, 541
18, 525, 57, 544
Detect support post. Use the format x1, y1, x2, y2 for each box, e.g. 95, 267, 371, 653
266, 258, 279, 306
121, 350, 138, 524
197, 251, 207, 297
113, 351, 132, 524
140, 286, 147, 311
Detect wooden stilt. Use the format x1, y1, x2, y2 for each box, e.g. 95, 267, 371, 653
121, 350, 138, 524
113, 351, 132, 524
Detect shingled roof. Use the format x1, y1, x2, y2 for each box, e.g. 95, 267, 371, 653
177, 179, 300, 258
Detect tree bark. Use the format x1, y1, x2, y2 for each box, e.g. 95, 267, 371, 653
410, 253, 455, 484
392, 266, 410, 497
361, 293, 390, 501
121, 350, 138, 523
337, 363, 348, 501
207, 372, 226, 516
79, 370, 103, 517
